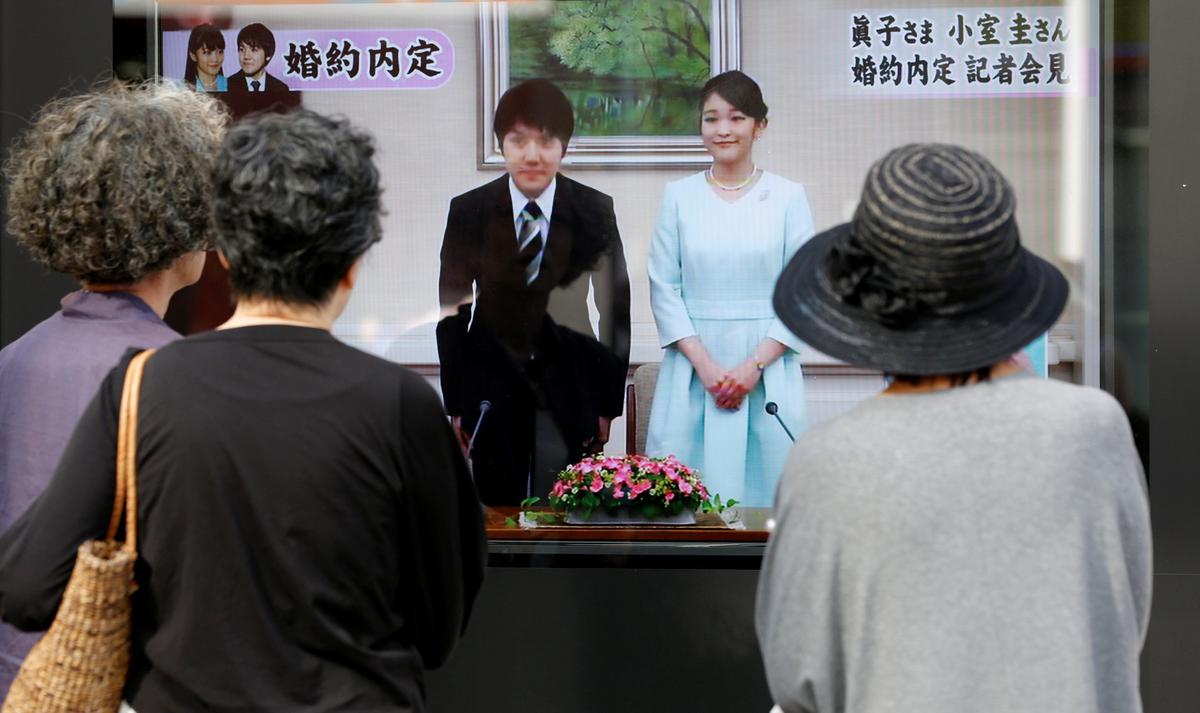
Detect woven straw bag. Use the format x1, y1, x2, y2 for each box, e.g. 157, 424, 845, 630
3, 349, 154, 713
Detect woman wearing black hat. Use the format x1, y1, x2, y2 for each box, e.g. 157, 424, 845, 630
645, 70, 815, 507
756, 144, 1150, 713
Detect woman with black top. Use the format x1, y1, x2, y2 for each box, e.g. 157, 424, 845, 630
0, 110, 486, 712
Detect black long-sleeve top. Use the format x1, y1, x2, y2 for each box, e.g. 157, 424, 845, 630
0, 325, 486, 712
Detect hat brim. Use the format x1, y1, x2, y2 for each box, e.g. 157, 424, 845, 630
773, 223, 1069, 375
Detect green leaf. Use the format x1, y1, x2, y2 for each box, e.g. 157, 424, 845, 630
504, 517, 517, 528
520, 496, 542, 508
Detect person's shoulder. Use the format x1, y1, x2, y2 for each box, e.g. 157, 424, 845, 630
451, 175, 506, 207
655, 172, 706, 203
558, 174, 615, 211
265, 72, 290, 92
311, 341, 445, 413
225, 70, 247, 91
559, 173, 604, 197
761, 171, 808, 199
670, 171, 708, 191
0, 311, 62, 360
1001, 376, 1129, 431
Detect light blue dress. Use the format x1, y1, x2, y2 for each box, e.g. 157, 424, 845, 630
646, 171, 815, 506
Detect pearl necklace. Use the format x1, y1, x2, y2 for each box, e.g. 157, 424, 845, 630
706, 165, 759, 191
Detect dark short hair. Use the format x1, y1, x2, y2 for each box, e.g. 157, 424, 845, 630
494, 79, 574, 151
237, 22, 276, 59
214, 110, 383, 305
890, 367, 994, 387
184, 24, 226, 86
699, 70, 768, 123
4, 82, 227, 284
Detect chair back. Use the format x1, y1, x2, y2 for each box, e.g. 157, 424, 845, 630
625, 363, 660, 455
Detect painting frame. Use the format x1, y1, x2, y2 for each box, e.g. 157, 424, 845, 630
477, 0, 741, 168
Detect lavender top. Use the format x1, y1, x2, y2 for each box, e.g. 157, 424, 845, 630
0, 290, 178, 696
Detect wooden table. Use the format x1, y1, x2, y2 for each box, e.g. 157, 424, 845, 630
484, 504, 768, 544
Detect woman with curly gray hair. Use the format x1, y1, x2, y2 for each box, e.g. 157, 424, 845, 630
0, 82, 225, 698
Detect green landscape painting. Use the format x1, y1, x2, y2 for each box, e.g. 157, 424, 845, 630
508, 0, 714, 137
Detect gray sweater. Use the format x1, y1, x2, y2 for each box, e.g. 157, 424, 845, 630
756, 375, 1151, 713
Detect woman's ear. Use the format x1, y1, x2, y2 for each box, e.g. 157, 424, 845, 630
340, 256, 364, 291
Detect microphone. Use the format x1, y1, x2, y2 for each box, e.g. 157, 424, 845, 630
764, 401, 795, 443
467, 400, 492, 456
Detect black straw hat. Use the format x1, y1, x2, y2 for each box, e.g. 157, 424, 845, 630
773, 144, 1068, 375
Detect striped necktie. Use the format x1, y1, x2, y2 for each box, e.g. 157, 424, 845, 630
516, 200, 545, 285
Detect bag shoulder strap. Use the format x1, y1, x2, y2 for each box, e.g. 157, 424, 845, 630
105, 348, 156, 555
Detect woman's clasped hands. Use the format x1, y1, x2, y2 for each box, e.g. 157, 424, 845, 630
679, 337, 777, 412
710, 358, 763, 410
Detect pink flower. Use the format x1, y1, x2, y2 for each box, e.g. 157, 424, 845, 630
664, 490, 675, 502
679, 480, 693, 495
551, 481, 567, 498
612, 486, 625, 499
590, 476, 604, 493
665, 469, 679, 482
579, 461, 595, 474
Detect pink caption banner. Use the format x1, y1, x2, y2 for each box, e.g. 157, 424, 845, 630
163, 28, 454, 91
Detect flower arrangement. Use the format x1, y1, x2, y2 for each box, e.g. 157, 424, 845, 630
548, 454, 721, 521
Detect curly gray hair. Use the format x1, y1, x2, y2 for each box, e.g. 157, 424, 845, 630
4, 81, 228, 284
214, 109, 383, 305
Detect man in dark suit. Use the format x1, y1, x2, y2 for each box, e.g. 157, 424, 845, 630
438, 79, 631, 506
226, 23, 290, 95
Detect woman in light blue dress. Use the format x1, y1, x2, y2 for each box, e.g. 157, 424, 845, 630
646, 71, 815, 507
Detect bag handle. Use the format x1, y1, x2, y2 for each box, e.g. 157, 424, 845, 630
105, 349, 155, 554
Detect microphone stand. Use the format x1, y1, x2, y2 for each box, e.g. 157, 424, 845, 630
466, 401, 492, 475
764, 401, 795, 443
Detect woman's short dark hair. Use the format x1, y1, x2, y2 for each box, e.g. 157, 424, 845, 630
699, 70, 768, 123
237, 22, 276, 60
214, 109, 383, 305
493, 79, 574, 150
184, 24, 226, 86
890, 367, 994, 387
4, 81, 227, 284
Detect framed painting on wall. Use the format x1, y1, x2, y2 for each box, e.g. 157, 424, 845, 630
478, 0, 741, 168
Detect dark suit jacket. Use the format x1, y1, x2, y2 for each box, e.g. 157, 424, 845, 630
226, 70, 291, 94
436, 174, 631, 503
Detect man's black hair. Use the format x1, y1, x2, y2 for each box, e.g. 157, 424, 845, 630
493, 79, 575, 151
237, 22, 276, 61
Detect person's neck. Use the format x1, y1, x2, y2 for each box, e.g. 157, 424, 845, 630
882, 359, 1023, 395
219, 298, 337, 332
197, 69, 218, 88
709, 158, 756, 185
249, 69, 265, 81
84, 273, 179, 319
